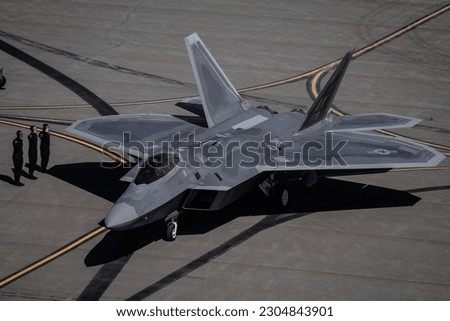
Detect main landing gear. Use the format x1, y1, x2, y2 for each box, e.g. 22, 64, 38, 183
275, 183, 300, 211
259, 172, 317, 212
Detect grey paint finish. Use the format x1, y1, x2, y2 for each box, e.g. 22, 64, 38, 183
1, 1, 449, 301
185, 33, 250, 127
65, 33, 444, 232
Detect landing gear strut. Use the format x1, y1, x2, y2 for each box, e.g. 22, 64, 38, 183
165, 210, 181, 241
166, 220, 178, 241
260, 174, 302, 211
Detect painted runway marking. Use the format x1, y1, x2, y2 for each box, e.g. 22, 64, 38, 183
0, 117, 125, 289
0, 291, 71, 301
0, 118, 127, 164
309, 69, 450, 156
0, 39, 118, 116
0, 4, 449, 293
0, 226, 106, 289
1, 4, 448, 110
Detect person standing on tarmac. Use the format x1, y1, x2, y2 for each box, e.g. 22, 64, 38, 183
28, 125, 38, 179
39, 123, 50, 173
12, 130, 24, 186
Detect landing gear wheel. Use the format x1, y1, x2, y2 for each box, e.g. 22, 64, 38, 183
281, 188, 290, 207
166, 221, 178, 241
275, 183, 300, 212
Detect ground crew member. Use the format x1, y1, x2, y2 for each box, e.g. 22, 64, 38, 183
0, 68, 6, 88
39, 123, 50, 173
28, 125, 38, 179
12, 130, 24, 186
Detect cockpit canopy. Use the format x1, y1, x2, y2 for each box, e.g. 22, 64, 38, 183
134, 153, 180, 185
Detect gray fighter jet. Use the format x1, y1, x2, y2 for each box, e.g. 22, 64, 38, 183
67, 33, 444, 241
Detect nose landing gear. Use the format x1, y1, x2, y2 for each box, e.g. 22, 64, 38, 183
164, 210, 182, 241
166, 220, 178, 241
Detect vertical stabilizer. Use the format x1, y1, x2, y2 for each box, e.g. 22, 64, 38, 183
185, 33, 249, 127
298, 50, 353, 131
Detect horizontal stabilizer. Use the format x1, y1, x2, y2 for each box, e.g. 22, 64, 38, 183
299, 50, 353, 131
175, 97, 205, 118
328, 113, 421, 132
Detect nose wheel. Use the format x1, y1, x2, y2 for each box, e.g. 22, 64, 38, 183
164, 210, 181, 242
166, 220, 178, 241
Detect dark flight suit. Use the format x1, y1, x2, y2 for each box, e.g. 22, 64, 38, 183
39, 131, 50, 172
28, 132, 38, 176
12, 137, 23, 184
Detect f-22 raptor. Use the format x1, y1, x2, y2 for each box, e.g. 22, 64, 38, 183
67, 33, 444, 241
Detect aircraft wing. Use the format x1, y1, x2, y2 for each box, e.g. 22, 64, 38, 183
185, 33, 250, 128
180, 129, 444, 194
66, 114, 201, 158
259, 130, 444, 171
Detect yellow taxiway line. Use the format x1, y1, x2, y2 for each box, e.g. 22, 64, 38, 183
0, 226, 106, 288
0, 4, 448, 111
0, 118, 123, 289
309, 67, 450, 157
1, 3, 449, 290
0, 118, 127, 164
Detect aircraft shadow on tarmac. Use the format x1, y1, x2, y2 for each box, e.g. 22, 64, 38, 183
49, 162, 420, 267
50, 162, 130, 202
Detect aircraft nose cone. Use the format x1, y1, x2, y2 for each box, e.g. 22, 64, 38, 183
105, 202, 138, 230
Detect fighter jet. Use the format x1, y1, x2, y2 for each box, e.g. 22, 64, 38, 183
66, 33, 444, 241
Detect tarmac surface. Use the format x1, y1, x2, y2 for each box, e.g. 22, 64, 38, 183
0, 0, 449, 300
